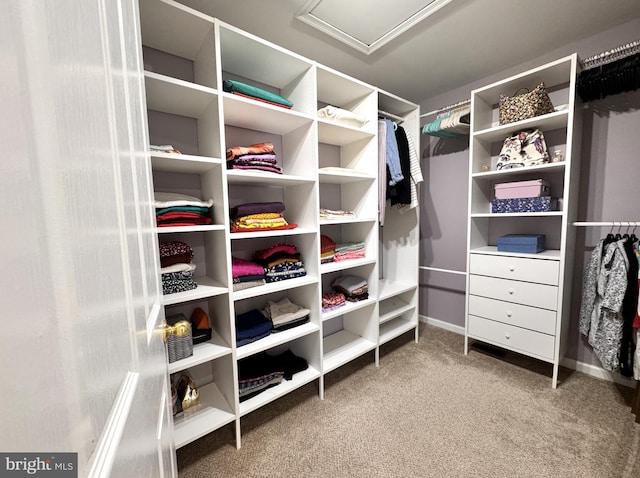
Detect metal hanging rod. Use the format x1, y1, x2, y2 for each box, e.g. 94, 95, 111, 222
420, 98, 471, 118
580, 39, 640, 68
419, 265, 466, 275
378, 109, 404, 123
573, 221, 639, 227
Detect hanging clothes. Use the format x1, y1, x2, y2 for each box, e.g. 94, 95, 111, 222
579, 236, 637, 374
421, 103, 470, 138
577, 41, 640, 102
387, 125, 411, 207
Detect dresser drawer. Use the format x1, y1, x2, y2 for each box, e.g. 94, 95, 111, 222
468, 315, 555, 360
469, 275, 558, 310
468, 295, 557, 335
469, 254, 559, 285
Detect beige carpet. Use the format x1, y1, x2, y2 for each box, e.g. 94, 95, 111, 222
177, 324, 640, 477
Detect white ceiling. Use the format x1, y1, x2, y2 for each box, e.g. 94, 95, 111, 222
179, 0, 640, 103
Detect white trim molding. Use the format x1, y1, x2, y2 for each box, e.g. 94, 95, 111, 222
295, 0, 454, 55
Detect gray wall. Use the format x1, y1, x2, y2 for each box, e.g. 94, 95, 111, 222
417, 17, 640, 369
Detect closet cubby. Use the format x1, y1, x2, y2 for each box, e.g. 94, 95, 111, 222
322, 303, 378, 374
138, 0, 419, 450
172, 353, 236, 449
238, 332, 322, 417
139, 0, 217, 89
465, 54, 582, 388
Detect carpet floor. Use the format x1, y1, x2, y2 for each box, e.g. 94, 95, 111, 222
177, 324, 640, 477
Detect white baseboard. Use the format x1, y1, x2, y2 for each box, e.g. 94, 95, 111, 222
419, 315, 465, 335
420, 314, 636, 388
560, 357, 636, 388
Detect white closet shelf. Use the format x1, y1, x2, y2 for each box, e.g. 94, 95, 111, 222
151, 153, 222, 173
321, 298, 377, 321
471, 162, 565, 178
229, 227, 317, 240
144, 71, 217, 118
233, 276, 318, 301
139, 0, 214, 61
236, 322, 319, 360
168, 330, 232, 374
379, 298, 414, 325
318, 170, 376, 184
320, 258, 377, 275
157, 225, 225, 234
219, 22, 313, 92
317, 120, 375, 146
379, 317, 416, 345
322, 330, 376, 374
473, 110, 568, 142
378, 279, 416, 301
173, 381, 235, 449
162, 277, 228, 305
223, 94, 313, 135
316, 64, 375, 107
238, 365, 320, 417
226, 170, 315, 186
469, 246, 561, 260
319, 217, 377, 226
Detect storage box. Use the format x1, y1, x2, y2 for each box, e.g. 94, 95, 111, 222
497, 234, 546, 253
166, 313, 193, 363
491, 196, 558, 213
495, 179, 550, 199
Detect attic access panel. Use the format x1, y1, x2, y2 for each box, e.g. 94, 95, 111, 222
295, 0, 453, 55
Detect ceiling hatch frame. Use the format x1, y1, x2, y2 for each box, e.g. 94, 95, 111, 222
295, 0, 454, 55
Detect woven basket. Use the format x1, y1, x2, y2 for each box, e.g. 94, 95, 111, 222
166, 313, 193, 363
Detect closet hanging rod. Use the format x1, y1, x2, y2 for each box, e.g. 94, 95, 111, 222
420, 98, 471, 118
573, 221, 639, 227
419, 265, 466, 276
378, 109, 404, 123
580, 39, 640, 68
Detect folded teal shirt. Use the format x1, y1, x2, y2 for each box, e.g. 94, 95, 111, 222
223, 79, 293, 108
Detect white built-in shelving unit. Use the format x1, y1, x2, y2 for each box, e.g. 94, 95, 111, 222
464, 54, 582, 388
139, 0, 420, 450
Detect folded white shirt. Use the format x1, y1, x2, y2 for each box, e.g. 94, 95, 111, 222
154, 192, 213, 208
317, 105, 369, 128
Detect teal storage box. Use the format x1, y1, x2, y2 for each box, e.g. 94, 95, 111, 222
497, 234, 546, 253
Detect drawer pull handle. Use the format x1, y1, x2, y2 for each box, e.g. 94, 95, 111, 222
509, 265, 515, 272
506, 311, 512, 317
508, 288, 515, 295
505, 333, 511, 340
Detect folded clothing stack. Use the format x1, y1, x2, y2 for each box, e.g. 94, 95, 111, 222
320, 208, 356, 220
334, 241, 366, 262
252, 243, 306, 283
238, 350, 308, 402
223, 79, 293, 109
322, 291, 346, 312
262, 297, 310, 332
150, 144, 181, 154
317, 105, 369, 128
332, 275, 368, 302
226, 141, 282, 175
159, 241, 197, 295
320, 234, 336, 264
230, 201, 297, 233
235, 308, 273, 347
155, 192, 213, 227
231, 256, 266, 292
